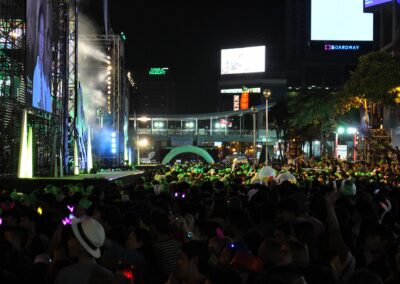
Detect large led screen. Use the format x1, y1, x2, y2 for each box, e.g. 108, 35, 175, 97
311, 0, 373, 41
26, 0, 53, 112
221, 46, 265, 75
365, 0, 399, 8
365, 0, 391, 8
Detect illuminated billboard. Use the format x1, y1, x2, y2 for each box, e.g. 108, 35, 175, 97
311, 0, 373, 41
149, 67, 169, 75
221, 87, 261, 94
365, 0, 399, 9
26, 0, 53, 112
221, 46, 265, 75
365, 0, 391, 8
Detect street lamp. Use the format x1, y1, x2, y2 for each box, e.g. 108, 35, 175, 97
263, 89, 272, 165
335, 126, 358, 161
136, 137, 149, 165
251, 106, 257, 164
346, 127, 358, 161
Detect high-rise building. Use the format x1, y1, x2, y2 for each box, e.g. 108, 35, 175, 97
131, 67, 177, 115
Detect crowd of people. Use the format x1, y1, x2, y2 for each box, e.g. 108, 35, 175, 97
0, 157, 399, 284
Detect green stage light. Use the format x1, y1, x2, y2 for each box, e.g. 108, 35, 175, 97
120, 32, 127, 41
18, 110, 33, 178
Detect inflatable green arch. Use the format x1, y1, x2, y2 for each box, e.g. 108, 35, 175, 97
162, 145, 215, 164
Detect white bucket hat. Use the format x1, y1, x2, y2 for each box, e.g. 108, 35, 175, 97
276, 172, 297, 185
71, 217, 105, 258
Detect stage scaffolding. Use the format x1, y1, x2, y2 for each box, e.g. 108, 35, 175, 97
0, 0, 128, 176
0, 0, 82, 177
51, 0, 68, 176
50, 0, 85, 176
79, 34, 124, 166
0, 0, 26, 175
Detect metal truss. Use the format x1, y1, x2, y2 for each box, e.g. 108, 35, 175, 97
63, 0, 80, 174
0, 0, 26, 175
80, 34, 122, 164
50, 0, 68, 176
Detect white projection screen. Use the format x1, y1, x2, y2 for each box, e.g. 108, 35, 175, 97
311, 0, 373, 41
221, 46, 266, 75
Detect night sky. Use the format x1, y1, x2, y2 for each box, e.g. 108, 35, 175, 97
97, 1, 285, 113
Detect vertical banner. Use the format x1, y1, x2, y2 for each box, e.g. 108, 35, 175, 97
240, 91, 249, 110
233, 95, 240, 111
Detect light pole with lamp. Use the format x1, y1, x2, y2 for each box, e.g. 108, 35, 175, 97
136, 137, 149, 165
263, 89, 272, 165
136, 135, 140, 166
251, 106, 257, 164
335, 126, 357, 161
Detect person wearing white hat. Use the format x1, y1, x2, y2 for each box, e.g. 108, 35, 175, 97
55, 217, 113, 284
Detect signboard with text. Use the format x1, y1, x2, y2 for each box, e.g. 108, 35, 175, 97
336, 145, 348, 160
149, 67, 169, 75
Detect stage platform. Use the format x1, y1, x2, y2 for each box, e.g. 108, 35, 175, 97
0, 170, 144, 192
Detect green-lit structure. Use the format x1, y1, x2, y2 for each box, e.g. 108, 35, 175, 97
1, 0, 129, 177
0, 1, 26, 175
0, 0, 90, 177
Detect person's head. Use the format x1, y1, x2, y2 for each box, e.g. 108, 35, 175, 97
292, 221, 317, 259
1, 206, 19, 226
363, 224, 394, 253
218, 241, 247, 266
19, 209, 37, 234
208, 236, 231, 265
258, 266, 307, 284
283, 240, 309, 268
88, 265, 114, 284
126, 227, 152, 250
68, 217, 105, 259
274, 222, 294, 242
149, 210, 170, 237
244, 230, 265, 256
205, 267, 242, 284
258, 239, 290, 269
176, 241, 210, 280
347, 269, 383, 284
275, 198, 299, 224
3, 226, 28, 250
302, 263, 337, 284
387, 241, 400, 274
340, 179, 356, 196
31, 254, 51, 284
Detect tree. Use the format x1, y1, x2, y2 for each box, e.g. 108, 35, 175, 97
339, 51, 400, 128
338, 51, 400, 161
288, 87, 339, 157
